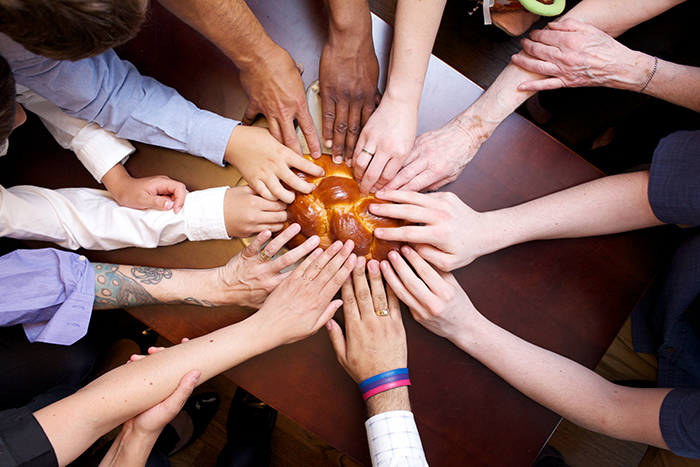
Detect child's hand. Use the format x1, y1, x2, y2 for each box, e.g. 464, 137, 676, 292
223, 186, 288, 238
102, 164, 188, 213
224, 126, 324, 204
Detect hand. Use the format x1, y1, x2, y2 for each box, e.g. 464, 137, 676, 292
512, 19, 650, 93
319, 28, 380, 163
216, 223, 323, 308
380, 246, 476, 342
223, 186, 288, 238
383, 116, 485, 192
123, 370, 200, 438
251, 239, 357, 346
238, 44, 321, 158
102, 164, 188, 213
327, 258, 407, 383
371, 190, 498, 271
351, 97, 418, 194
225, 126, 324, 204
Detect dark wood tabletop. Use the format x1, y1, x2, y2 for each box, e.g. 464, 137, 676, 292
0, 1, 677, 466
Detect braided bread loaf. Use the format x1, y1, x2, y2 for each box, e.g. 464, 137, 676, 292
283, 154, 405, 261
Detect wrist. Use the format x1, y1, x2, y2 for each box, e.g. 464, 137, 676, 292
366, 386, 411, 417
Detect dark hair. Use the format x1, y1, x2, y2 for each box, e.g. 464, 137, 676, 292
0, 0, 148, 61
0, 54, 15, 142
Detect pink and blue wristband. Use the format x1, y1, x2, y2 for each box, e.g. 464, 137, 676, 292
359, 368, 411, 401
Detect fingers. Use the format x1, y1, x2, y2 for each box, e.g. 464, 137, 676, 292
273, 234, 321, 273
358, 153, 391, 194
330, 99, 350, 164
379, 257, 423, 313
350, 257, 375, 318
399, 246, 446, 291
383, 157, 428, 191
163, 370, 200, 413
325, 318, 347, 362
344, 101, 363, 163
241, 229, 275, 261
168, 182, 189, 214
367, 259, 389, 316
341, 269, 361, 320
517, 77, 565, 92
321, 92, 337, 158
296, 106, 322, 158
352, 143, 375, 182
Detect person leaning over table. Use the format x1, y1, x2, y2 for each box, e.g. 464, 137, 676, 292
351, 0, 699, 195
0, 3, 325, 207
0, 59, 287, 249
371, 130, 700, 465
0, 233, 358, 467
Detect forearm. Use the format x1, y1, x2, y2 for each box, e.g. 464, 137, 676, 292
383, 0, 448, 107
34, 318, 271, 467
157, 0, 279, 70
366, 387, 411, 417
453, 312, 671, 448
643, 59, 700, 112
482, 171, 663, 254
92, 262, 236, 309
560, 0, 686, 37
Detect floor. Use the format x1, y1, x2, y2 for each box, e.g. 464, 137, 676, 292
78, 0, 700, 466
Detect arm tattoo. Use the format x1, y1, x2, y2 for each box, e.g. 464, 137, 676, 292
93, 263, 214, 309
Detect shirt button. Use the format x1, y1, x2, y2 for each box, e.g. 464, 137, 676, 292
666, 347, 675, 353
78, 255, 86, 261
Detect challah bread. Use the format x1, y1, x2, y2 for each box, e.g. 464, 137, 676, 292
284, 154, 405, 260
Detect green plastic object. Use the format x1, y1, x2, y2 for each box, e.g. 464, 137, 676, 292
519, 0, 565, 16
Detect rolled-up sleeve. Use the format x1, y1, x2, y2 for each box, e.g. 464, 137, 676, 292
0, 249, 94, 346
659, 389, 700, 458
648, 131, 700, 226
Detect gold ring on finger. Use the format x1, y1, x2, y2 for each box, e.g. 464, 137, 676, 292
260, 250, 272, 261
375, 308, 389, 317
361, 148, 374, 157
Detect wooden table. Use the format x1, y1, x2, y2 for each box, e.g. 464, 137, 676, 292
1, 1, 676, 465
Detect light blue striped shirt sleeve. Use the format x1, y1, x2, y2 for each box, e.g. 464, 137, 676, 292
0, 249, 95, 346
0, 33, 239, 167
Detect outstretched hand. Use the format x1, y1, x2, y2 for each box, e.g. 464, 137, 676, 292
512, 19, 650, 93
383, 116, 486, 192
327, 258, 407, 383
217, 223, 323, 309
380, 246, 475, 342
371, 190, 498, 271
251, 239, 357, 346
102, 163, 189, 213
319, 32, 380, 163
225, 126, 324, 204
239, 44, 321, 158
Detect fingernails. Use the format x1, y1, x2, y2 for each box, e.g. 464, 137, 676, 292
374, 228, 383, 237
368, 260, 379, 274
164, 200, 174, 209
376, 189, 385, 197
325, 140, 332, 148
325, 321, 332, 331
388, 251, 399, 261
333, 156, 342, 164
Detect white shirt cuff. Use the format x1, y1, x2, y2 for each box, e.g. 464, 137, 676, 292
183, 186, 230, 241
365, 411, 428, 467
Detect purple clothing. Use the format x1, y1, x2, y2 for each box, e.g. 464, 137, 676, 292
0, 249, 94, 346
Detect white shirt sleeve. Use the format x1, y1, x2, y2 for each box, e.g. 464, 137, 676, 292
365, 411, 429, 467
15, 85, 136, 183
0, 185, 230, 250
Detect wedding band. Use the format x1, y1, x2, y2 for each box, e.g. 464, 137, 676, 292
260, 250, 272, 261
375, 308, 389, 317
361, 148, 374, 157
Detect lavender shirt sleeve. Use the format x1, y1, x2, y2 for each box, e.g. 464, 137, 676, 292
0, 34, 239, 167
0, 249, 95, 346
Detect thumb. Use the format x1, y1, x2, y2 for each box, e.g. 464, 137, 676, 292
325, 317, 347, 360
151, 195, 175, 211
